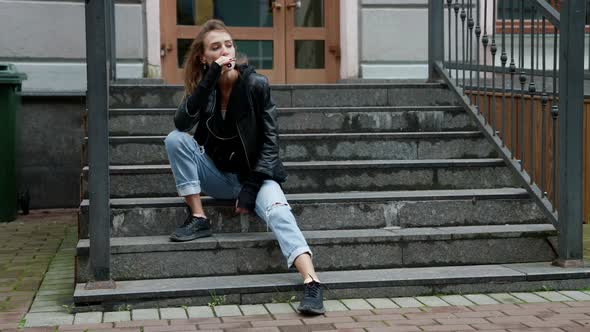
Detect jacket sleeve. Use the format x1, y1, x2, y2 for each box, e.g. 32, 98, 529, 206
253, 76, 280, 177
173, 62, 222, 131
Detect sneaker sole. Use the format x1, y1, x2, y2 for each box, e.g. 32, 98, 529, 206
297, 305, 325, 315
169, 230, 213, 242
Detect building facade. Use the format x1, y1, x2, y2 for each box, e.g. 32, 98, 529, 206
1, 0, 462, 92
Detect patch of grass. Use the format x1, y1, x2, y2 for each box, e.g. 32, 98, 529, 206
61, 303, 74, 314
269, 287, 298, 304
207, 290, 226, 308
18, 318, 26, 329
116, 304, 132, 311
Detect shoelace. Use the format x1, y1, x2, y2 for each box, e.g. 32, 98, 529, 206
181, 216, 202, 228
304, 282, 321, 298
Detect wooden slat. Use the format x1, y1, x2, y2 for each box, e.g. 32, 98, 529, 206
467, 91, 586, 222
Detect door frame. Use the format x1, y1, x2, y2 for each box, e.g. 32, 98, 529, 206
159, 0, 340, 84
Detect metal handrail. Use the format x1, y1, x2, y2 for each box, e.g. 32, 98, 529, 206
429, 0, 586, 266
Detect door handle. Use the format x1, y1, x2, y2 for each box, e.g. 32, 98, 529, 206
329, 45, 341, 58
271, 1, 282, 10
160, 43, 173, 57
286, 1, 301, 9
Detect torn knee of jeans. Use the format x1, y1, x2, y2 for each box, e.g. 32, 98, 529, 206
264, 202, 290, 218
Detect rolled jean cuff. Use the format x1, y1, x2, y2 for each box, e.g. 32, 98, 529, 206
287, 246, 313, 269
177, 181, 201, 196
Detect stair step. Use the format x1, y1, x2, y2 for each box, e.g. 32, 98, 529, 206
109, 83, 460, 108
89, 131, 497, 165
73, 261, 590, 307
81, 159, 519, 198
78, 189, 546, 237
75, 224, 557, 282
107, 106, 475, 136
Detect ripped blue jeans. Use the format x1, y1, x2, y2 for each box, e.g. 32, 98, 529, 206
164, 129, 312, 268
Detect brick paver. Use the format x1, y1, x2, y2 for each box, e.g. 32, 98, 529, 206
0, 209, 76, 329
1, 209, 590, 332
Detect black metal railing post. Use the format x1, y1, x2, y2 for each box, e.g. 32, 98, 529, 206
429, 0, 445, 81
106, 0, 117, 81
556, 0, 586, 267
85, 0, 113, 285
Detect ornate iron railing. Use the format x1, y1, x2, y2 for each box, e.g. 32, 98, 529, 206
429, 0, 586, 266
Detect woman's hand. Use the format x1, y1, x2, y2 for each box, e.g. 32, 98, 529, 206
235, 199, 250, 215
215, 56, 235, 72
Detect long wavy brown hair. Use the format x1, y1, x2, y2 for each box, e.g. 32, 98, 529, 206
182, 19, 246, 95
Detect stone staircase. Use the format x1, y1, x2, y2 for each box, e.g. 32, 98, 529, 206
73, 82, 589, 309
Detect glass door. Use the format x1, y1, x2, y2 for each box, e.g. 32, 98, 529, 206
285, 0, 340, 83
160, 0, 286, 84
160, 0, 340, 84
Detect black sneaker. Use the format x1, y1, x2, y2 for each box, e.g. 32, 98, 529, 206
297, 280, 325, 315
169, 215, 212, 242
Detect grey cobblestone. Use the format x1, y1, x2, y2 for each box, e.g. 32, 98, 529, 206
186, 306, 214, 318
323, 300, 349, 311
559, 290, 590, 301
74, 312, 103, 324
131, 308, 159, 320
159, 307, 187, 319
510, 292, 549, 303
488, 293, 524, 304
534, 291, 575, 302
212, 305, 241, 317
440, 295, 474, 306
391, 297, 425, 307
24, 312, 74, 327
341, 299, 373, 310
239, 304, 268, 316
103, 311, 132, 323
264, 303, 295, 314
366, 298, 399, 308
415, 296, 450, 307
464, 294, 500, 305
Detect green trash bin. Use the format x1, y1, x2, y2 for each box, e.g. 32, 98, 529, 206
0, 64, 26, 222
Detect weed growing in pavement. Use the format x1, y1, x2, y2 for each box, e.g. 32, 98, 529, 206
116, 304, 133, 311
61, 303, 74, 314
17, 318, 26, 329
208, 290, 226, 307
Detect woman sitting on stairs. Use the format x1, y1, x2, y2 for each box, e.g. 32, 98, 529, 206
163, 19, 324, 315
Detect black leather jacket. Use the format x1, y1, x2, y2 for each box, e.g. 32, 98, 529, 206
173, 62, 287, 183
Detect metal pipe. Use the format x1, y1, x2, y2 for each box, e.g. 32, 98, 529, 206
519, 0, 526, 171
85, 0, 111, 282
475, 0, 481, 111
469, 0, 474, 95
448, 0, 454, 77
510, 1, 516, 155
541, 16, 547, 198
551, 29, 558, 212
428, 0, 445, 81
455, 0, 461, 85
529, 4, 536, 184
556, 0, 585, 266
490, 0, 497, 132
462, 0, 467, 90
482, 0, 488, 122
501, 0, 507, 144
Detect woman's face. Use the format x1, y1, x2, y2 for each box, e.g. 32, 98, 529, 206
201, 30, 236, 65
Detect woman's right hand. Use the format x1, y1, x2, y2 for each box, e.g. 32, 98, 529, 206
215, 56, 235, 70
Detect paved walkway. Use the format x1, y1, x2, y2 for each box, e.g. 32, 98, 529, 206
2, 210, 590, 332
